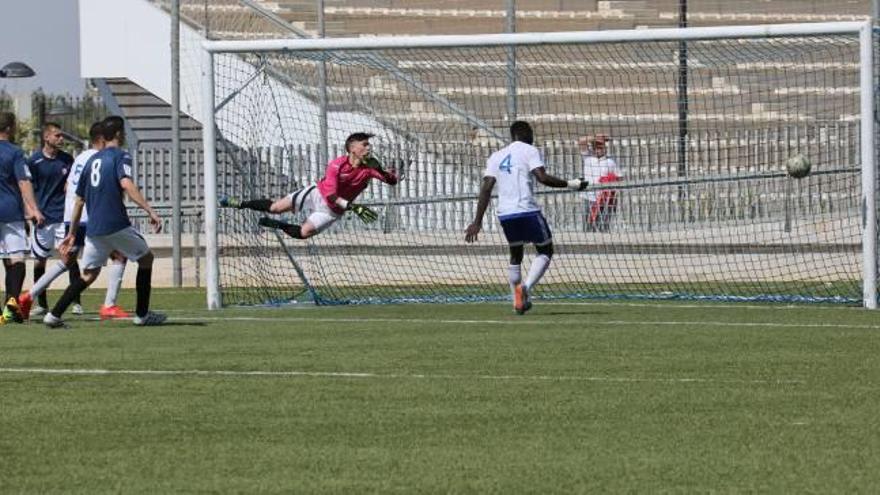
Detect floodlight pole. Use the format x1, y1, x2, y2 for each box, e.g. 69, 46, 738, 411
506, 0, 517, 122
171, 0, 183, 287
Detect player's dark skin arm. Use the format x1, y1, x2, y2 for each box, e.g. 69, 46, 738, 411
464, 176, 496, 243
532, 167, 569, 188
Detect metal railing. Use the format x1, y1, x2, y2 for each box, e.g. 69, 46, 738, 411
133, 122, 862, 235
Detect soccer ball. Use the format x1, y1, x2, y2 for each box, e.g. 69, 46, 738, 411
786, 154, 811, 179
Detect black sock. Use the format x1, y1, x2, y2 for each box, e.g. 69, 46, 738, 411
50, 277, 89, 318
241, 199, 273, 212
68, 261, 82, 304
283, 224, 303, 239
258, 217, 303, 239
136, 268, 152, 318
34, 263, 47, 308
5, 262, 25, 301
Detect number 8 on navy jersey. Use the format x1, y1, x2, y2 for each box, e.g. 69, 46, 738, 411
90, 159, 102, 187
76, 147, 133, 236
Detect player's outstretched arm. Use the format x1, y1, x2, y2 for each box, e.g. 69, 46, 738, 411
531, 167, 588, 191
465, 176, 496, 243
364, 155, 398, 185
120, 178, 162, 233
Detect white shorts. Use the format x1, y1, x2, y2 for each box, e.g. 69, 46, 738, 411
81, 226, 150, 270
31, 222, 66, 258
287, 185, 341, 234
0, 221, 30, 258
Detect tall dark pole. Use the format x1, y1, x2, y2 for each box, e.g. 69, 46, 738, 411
506, 0, 517, 122
677, 0, 689, 221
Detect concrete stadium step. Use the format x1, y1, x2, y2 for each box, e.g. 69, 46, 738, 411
100, 78, 203, 149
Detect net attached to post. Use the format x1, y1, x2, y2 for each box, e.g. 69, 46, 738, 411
209, 28, 866, 306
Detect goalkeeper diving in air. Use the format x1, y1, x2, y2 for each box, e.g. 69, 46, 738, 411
219, 132, 397, 238
465, 121, 588, 315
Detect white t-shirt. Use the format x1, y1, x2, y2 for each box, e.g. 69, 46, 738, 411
484, 141, 544, 218
582, 154, 620, 202
65, 148, 97, 224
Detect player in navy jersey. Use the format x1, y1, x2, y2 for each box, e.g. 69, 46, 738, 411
0, 112, 44, 323
23, 122, 74, 314
18, 122, 132, 321
44, 115, 164, 328
465, 121, 587, 315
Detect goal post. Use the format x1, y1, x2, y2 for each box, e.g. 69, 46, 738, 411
200, 21, 876, 309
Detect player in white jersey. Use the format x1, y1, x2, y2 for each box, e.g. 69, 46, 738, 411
18, 122, 130, 320
465, 121, 587, 314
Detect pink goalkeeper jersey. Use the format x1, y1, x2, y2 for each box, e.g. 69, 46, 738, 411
317, 155, 397, 214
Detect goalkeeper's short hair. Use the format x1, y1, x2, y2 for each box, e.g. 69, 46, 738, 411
345, 132, 374, 152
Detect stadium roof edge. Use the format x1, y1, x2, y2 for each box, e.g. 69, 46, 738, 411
203, 21, 869, 53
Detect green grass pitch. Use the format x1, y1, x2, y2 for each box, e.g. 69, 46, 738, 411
2, 288, 880, 493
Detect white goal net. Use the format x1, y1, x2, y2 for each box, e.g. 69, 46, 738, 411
200, 22, 876, 308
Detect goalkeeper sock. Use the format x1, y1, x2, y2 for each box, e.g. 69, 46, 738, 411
240, 199, 273, 212
258, 217, 303, 239
524, 254, 551, 291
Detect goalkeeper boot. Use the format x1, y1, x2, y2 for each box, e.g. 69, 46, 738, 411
258, 217, 302, 239
218, 195, 242, 208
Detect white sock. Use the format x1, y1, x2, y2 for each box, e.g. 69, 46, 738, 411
524, 254, 551, 291
508, 264, 522, 299
30, 261, 68, 300
104, 260, 126, 306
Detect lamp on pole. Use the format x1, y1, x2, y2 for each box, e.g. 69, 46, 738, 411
0, 61, 36, 79
1, 61, 36, 143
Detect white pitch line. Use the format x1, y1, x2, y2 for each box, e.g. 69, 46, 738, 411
0, 367, 803, 385
157, 315, 880, 330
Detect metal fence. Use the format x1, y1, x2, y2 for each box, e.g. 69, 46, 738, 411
135, 122, 861, 234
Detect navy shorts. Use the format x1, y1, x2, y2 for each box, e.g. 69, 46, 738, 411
64, 223, 87, 249
498, 211, 552, 246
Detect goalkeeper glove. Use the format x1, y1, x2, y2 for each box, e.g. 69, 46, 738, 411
350, 203, 378, 224
362, 155, 383, 170
567, 178, 589, 191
